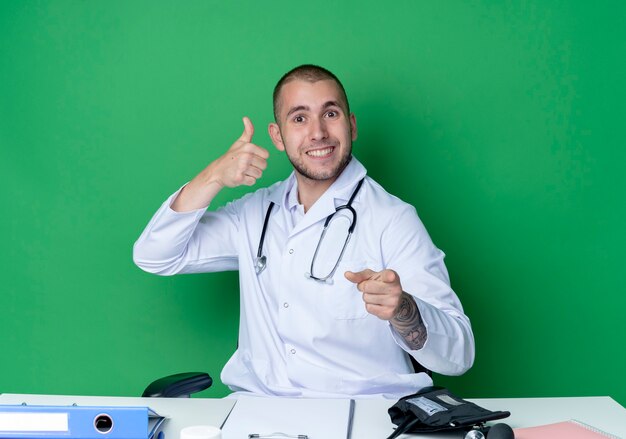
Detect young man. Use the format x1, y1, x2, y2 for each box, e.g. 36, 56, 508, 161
133, 65, 474, 398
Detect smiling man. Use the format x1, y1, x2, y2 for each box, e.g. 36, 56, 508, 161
133, 64, 475, 398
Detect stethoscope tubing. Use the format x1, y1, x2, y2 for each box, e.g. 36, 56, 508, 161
255, 178, 365, 278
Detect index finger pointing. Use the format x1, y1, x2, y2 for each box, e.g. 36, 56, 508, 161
345, 269, 376, 284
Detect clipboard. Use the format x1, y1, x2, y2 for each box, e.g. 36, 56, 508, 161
220, 396, 354, 439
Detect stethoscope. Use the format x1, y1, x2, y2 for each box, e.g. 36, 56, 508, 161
254, 178, 365, 282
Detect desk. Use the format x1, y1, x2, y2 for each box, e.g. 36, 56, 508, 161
1, 393, 624, 438
353, 396, 626, 438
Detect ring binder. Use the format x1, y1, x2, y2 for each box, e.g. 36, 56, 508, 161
0, 404, 165, 439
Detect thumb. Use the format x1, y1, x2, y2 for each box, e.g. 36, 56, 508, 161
239, 116, 255, 143
344, 269, 376, 284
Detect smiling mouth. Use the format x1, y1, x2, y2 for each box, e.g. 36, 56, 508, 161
306, 146, 335, 157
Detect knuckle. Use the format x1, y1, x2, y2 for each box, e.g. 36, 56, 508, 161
237, 162, 249, 172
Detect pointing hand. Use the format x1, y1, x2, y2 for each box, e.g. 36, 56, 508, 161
345, 269, 403, 320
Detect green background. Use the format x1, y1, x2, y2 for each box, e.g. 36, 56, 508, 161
1, 1, 625, 405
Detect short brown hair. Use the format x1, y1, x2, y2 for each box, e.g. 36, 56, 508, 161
273, 64, 350, 122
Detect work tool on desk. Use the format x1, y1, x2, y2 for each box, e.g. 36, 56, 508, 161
387, 387, 512, 439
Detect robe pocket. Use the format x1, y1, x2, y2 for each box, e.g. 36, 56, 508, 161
321, 259, 377, 320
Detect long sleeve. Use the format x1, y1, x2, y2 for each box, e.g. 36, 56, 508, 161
133, 188, 241, 275
382, 204, 475, 376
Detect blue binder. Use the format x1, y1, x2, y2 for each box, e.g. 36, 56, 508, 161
0, 404, 165, 439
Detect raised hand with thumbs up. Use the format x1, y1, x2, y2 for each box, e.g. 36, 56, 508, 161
171, 116, 270, 212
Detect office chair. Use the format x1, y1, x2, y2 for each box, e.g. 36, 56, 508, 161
142, 372, 213, 398
142, 356, 429, 397
410, 356, 432, 377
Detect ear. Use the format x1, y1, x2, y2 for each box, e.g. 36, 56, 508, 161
350, 113, 358, 141
268, 122, 285, 151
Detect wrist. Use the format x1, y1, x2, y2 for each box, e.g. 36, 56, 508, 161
199, 161, 226, 189
391, 292, 414, 321
171, 173, 223, 212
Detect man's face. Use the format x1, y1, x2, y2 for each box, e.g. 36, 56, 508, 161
269, 79, 357, 184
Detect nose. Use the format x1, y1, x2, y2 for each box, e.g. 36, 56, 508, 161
310, 116, 328, 141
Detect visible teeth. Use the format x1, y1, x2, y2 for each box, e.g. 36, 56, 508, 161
307, 147, 333, 157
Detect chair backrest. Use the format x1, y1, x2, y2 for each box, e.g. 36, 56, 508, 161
142, 372, 212, 398
409, 356, 432, 377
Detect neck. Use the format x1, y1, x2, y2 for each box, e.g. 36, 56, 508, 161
295, 174, 337, 213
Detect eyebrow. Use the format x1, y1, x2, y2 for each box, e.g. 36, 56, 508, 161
286, 105, 309, 117
322, 100, 342, 111
286, 101, 343, 117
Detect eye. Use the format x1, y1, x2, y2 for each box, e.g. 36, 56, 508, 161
325, 110, 339, 118
293, 115, 305, 123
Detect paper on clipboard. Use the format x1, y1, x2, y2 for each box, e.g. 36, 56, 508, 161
221, 395, 354, 439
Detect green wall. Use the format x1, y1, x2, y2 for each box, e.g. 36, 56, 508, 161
2, 1, 625, 405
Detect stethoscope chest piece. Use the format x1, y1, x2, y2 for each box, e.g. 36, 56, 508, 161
465, 429, 486, 439
255, 255, 267, 274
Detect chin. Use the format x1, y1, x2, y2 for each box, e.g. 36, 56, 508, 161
289, 148, 352, 182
